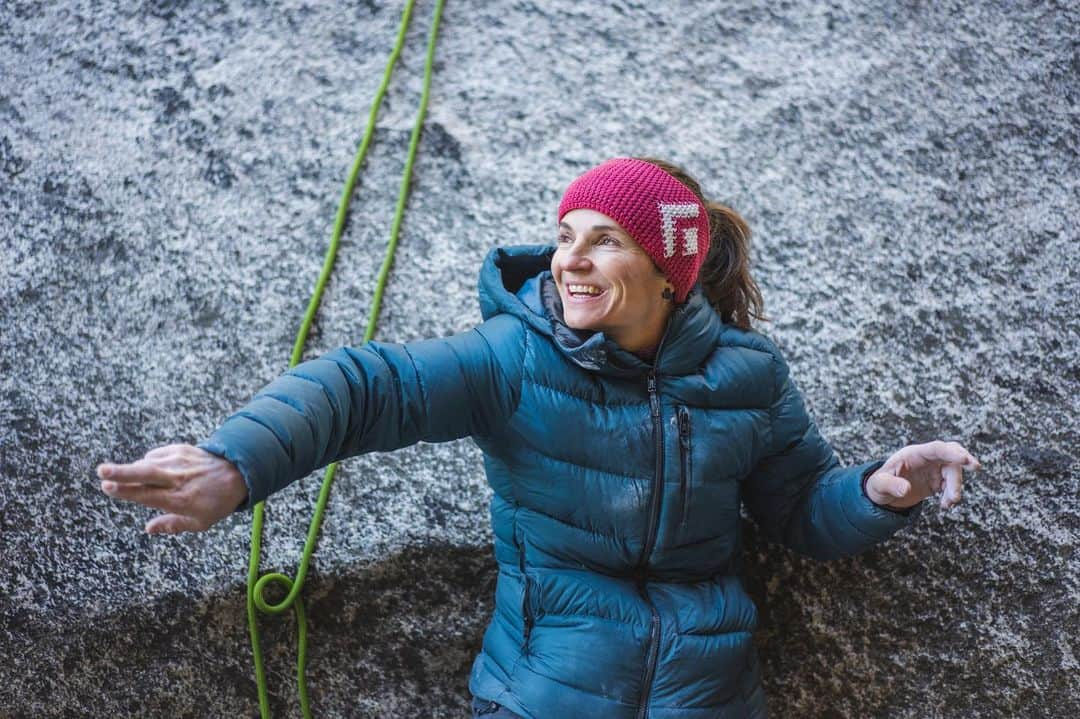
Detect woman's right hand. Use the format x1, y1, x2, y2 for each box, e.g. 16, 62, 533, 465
97, 443, 249, 534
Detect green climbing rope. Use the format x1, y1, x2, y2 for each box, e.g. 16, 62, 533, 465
245, 1, 446, 716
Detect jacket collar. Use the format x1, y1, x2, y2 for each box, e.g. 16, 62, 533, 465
479, 244, 723, 378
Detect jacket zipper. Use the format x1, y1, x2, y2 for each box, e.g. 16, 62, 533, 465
635, 370, 664, 719
677, 405, 692, 531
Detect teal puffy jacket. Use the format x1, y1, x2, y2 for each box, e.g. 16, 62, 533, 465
198, 244, 921, 718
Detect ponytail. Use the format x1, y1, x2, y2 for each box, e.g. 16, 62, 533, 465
634, 157, 768, 330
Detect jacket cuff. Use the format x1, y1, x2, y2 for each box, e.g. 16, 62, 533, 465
840, 459, 923, 540
196, 434, 266, 514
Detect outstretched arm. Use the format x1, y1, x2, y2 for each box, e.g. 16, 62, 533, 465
196, 313, 525, 509
98, 313, 526, 531
741, 348, 979, 561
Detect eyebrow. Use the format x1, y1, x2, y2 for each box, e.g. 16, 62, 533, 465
558, 222, 623, 233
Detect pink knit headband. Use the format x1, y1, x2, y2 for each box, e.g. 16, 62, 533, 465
557, 157, 710, 303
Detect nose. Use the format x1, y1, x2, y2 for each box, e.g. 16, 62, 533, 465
557, 238, 593, 273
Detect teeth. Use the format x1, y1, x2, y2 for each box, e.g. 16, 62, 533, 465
567, 284, 603, 295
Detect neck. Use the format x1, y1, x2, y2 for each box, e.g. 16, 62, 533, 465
608, 308, 672, 354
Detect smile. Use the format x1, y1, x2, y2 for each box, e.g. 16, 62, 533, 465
565, 284, 607, 302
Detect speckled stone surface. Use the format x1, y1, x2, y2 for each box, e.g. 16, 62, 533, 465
1, 1, 1077, 717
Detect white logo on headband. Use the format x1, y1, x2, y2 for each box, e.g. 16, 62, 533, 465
658, 202, 700, 258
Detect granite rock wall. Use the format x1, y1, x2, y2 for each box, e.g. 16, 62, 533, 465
1, 1, 1077, 717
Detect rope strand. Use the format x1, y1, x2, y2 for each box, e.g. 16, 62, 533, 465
245, 2, 445, 715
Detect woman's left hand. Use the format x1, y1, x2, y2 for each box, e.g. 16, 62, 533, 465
865, 440, 982, 511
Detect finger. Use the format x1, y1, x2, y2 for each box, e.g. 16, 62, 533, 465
890, 475, 911, 500
925, 441, 981, 470
880, 455, 905, 477
941, 464, 964, 509
101, 479, 184, 514
146, 513, 206, 535
872, 472, 912, 501
97, 459, 178, 488
144, 444, 189, 460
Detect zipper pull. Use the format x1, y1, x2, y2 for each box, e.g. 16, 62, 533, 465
647, 373, 660, 417
678, 407, 690, 445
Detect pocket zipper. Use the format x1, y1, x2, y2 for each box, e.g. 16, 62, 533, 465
519, 546, 534, 649
677, 405, 692, 530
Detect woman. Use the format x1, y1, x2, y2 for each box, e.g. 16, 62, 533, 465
98, 157, 980, 718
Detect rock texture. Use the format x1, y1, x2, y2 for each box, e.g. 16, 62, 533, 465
1, 1, 1077, 717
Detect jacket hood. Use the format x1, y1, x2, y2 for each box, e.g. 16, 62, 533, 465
478, 244, 723, 378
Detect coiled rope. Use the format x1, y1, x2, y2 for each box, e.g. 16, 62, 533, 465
246, 2, 445, 716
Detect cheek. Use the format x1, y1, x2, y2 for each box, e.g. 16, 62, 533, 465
625, 285, 655, 309
607, 259, 643, 285
612, 265, 661, 299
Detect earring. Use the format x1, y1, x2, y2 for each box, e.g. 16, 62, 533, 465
661, 287, 674, 301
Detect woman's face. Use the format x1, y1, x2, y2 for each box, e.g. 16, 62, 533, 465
552, 209, 673, 352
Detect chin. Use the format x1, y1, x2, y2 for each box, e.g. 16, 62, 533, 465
559, 288, 611, 331
563, 311, 604, 332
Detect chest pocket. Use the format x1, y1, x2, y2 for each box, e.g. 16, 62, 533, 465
672, 404, 754, 549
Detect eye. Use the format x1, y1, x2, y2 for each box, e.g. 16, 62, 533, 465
557, 234, 572, 244
599, 235, 619, 245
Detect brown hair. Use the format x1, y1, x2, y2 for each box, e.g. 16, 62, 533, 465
633, 156, 768, 330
